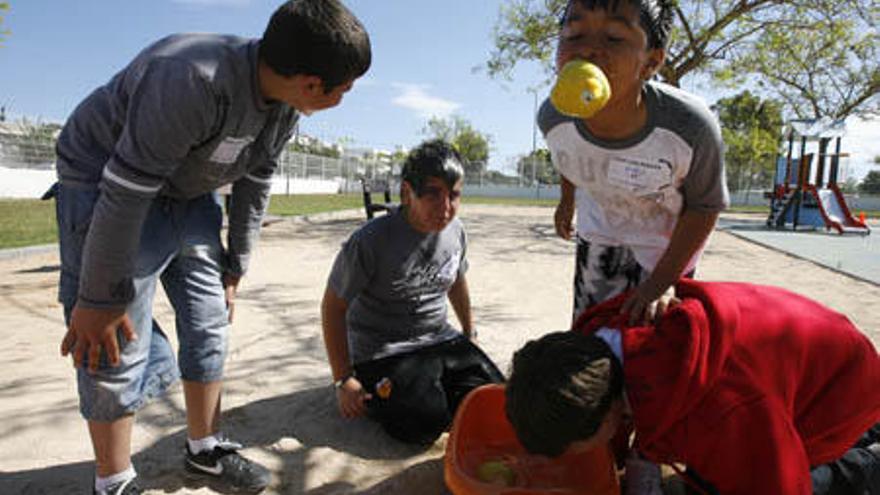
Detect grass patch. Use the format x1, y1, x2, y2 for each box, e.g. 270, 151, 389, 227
1, 193, 876, 250
0, 198, 58, 249
464, 195, 558, 207
267, 193, 364, 216
266, 193, 560, 216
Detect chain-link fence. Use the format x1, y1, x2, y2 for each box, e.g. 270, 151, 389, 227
2, 132, 876, 208
0, 133, 56, 169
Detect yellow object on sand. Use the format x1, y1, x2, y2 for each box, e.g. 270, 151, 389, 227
550, 60, 611, 118
476, 460, 516, 486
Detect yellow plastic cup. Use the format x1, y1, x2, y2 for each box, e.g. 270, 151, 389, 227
550, 60, 611, 118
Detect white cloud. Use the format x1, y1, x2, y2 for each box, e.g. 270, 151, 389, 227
391, 83, 460, 119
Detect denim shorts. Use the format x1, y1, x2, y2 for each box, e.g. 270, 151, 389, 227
56, 183, 230, 421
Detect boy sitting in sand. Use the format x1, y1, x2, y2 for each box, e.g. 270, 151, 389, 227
321, 140, 504, 445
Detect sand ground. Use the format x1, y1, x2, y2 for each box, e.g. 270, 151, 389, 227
1, 204, 877, 494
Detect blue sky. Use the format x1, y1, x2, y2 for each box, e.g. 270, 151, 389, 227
0, 0, 549, 174
1, 0, 876, 178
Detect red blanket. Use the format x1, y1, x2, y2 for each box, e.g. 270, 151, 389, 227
576, 280, 880, 494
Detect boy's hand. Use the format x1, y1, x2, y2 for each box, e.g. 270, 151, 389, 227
620, 284, 679, 326
554, 201, 575, 240
335, 377, 372, 419
61, 305, 137, 374
223, 273, 241, 323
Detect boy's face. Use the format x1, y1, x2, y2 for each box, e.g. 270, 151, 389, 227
403, 176, 463, 233
276, 75, 355, 115
556, 1, 664, 111
295, 77, 355, 115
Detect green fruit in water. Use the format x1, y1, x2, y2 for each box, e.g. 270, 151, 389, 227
550, 60, 611, 118
476, 460, 516, 486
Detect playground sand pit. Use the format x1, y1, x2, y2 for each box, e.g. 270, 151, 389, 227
1, 205, 877, 494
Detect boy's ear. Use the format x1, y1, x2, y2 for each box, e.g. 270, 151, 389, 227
642, 48, 666, 80
300, 75, 325, 95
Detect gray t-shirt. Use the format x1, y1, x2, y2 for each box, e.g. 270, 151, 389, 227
538, 81, 729, 272
56, 33, 299, 308
328, 208, 468, 364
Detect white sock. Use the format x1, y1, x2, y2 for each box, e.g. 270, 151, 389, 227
188, 432, 221, 454
95, 465, 136, 493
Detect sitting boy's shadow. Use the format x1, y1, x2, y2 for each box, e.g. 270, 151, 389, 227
228, 385, 435, 460
0, 386, 436, 495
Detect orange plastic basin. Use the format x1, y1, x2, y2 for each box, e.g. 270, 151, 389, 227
445, 384, 620, 495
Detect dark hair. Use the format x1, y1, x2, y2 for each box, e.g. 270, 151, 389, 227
260, 0, 372, 92
401, 139, 465, 196
505, 331, 624, 457
561, 0, 674, 49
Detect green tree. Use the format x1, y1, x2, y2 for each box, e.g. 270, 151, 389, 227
421, 115, 492, 176
0, 2, 9, 45
714, 91, 783, 193
839, 176, 859, 194
859, 171, 880, 195
287, 137, 340, 158
516, 148, 558, 184
485, 0, 879, 119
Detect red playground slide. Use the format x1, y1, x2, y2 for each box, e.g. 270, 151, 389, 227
809, 184, 871, 235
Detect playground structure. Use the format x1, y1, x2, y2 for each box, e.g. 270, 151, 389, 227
766, 119, 870, 235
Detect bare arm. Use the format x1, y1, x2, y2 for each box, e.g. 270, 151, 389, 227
448, 273, 475, 340
321, 286, 370, 418
554, 176, 576, 240
621, 209, 719, 324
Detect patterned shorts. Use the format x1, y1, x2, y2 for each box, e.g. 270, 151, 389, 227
572, 237, 648, 322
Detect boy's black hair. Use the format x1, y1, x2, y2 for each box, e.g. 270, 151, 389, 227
401, 139, 465, 196
260, 0, 371, 92
505, 331, 624, 457
561, 0, 674, 49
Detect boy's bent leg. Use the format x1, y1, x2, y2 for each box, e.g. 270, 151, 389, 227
439, 337, 505, 414
356, 351, 448, 445
812, 423, 880, 495
59, 189, 179, 487
161, 194, 229, 433
163, 195, 269, 491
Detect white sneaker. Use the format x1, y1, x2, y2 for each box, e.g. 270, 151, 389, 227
625, 453, 663, 495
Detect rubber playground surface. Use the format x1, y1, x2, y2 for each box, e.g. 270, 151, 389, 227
1, 205, 878, 494
719, 215, 879, 286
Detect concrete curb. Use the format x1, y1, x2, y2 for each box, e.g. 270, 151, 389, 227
0, 243, 57, 261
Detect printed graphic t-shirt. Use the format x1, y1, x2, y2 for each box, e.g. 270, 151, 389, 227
329, 209, 467, 364
539, 81, 729, 272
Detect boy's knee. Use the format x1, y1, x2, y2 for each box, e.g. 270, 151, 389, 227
373, 394, 451, 445
379, 411, 448, 445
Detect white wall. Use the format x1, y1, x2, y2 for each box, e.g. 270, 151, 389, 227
0, 166, 341, 198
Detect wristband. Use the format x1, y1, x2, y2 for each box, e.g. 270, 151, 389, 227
333, 373, 355, 389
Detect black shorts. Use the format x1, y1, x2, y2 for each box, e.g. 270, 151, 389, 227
354, 336, 504, 445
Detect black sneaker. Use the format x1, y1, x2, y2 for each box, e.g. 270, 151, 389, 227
184, 439, 270, 492
93, 476, 142, 495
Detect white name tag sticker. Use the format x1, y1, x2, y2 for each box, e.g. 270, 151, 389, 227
606, 156, 671, 196
209, 136, 255, 165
